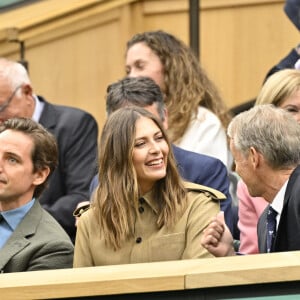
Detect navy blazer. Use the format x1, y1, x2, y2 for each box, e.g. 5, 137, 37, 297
38, 96, 98, 243
284, 0, 300, 31
258, 165, 300, 252
90, 145, 233, 231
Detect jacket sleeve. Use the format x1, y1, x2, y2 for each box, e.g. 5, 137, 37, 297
73, 212, 94, 267
196, 158, 233, 233
41, 111, 98, 242
27, 240, 74, 271
237, 180, 268, 254
181, 186, 222, 259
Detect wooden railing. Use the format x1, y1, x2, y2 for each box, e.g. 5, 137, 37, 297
2, 251, 300, 299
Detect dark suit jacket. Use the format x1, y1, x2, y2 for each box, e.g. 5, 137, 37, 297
284, 0, 300, 31
38, 96, 98, 243
258, 165, 300, 252
90, 145, 233, 232
264, 0, 300, 81
0, 200, 74, 273
264, 48, 300, 81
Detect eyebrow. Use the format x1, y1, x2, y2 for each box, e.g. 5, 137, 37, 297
135, 130, 162, 140
4, 151, 22, 160
133, 58, 145, 64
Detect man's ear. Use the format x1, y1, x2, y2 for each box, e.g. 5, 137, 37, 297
33, 167, 50, 186
249, 146, 260, 169
22, 84, 33, 97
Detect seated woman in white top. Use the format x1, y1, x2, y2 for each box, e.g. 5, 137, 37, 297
125, 30, 233, 170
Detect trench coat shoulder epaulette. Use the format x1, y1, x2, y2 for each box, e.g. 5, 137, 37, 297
184, 181, 226, 201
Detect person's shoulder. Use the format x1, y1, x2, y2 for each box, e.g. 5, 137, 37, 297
196, 106, 222, 124
38, 208, 74, 242
40, 96, 96, 121
53, 103, 95, 119
285, 165, 300, 195
184, 181, 226, 201
74, 205, 95, 226
173, 145, 225, 166
73, 202, 91, 218
292, 165, 300, 177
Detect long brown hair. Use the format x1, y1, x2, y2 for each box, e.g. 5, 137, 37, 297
93, 107, 188, 250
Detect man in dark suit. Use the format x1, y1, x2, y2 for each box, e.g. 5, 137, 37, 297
230, 0, 300, 116
0, 118, 73, 273
86, 76, 233, 232
257, 166, 300, 253
264, 0, 300, 80
0, 58, 98, 243
201, 105, 300, 256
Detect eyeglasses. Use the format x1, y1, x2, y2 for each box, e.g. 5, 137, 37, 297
0, 84, 22, 113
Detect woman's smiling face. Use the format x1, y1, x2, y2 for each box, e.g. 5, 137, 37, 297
132, 116, 169, 195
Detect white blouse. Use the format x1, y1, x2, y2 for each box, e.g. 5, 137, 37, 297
175, 106, 232, 170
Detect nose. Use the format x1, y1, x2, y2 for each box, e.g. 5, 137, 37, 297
128, 68, 139, 78
149, 141, 160, 154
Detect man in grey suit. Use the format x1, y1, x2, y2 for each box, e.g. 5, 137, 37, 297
201, 105, 300, 256
0, 58, 98, 243
0, 118, 73, 273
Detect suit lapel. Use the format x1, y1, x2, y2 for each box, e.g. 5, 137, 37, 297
37, 96, 57, 130
281, 165, 300, 206
274, 165, 300, 251
257, 166, 300, 253
0, 238, 30, 270
257, 207, 269, 253
0, 201, 42, 270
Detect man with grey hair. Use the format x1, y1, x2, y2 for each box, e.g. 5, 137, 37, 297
0, 58, 98, 243
201, 104, 300, 255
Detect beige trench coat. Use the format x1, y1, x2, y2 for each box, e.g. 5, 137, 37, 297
73, 182, 225, 267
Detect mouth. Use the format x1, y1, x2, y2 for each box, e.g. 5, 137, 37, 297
145, 158, 164, 166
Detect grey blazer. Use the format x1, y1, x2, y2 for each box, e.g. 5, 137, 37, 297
0, 200, 74, 273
